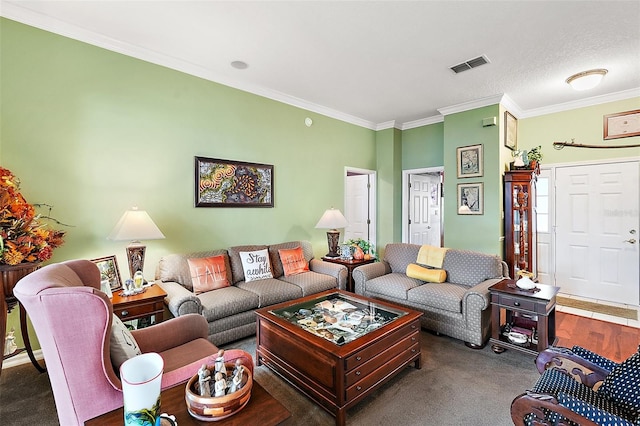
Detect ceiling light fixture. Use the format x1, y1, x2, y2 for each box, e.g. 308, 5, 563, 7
230, 60, 248, 70
565, 68, 607, 91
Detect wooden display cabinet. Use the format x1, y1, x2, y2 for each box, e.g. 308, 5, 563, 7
504, 170, 538, 280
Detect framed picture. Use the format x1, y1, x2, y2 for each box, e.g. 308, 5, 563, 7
456, 144, 483, 178
504, 111, 517, 150
195, 156, 274, 207
604, 109, 640, 140
91, 255, 122, 291
457, 182, 484, 215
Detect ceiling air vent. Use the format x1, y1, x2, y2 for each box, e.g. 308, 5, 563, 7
450, 55, 490, 74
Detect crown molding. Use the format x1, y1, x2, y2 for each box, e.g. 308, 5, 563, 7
401, 115, 444, 130
499, 94, 523, 118
375, 121, 397, 131
0, 3, 378, 131
437, 94, 504, 116
519, 88, 640, 119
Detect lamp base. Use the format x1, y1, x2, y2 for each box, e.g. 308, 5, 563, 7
325, 230, 341, 258
125, 243, 146, 280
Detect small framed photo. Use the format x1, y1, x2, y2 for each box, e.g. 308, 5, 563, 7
458, 183, 484, 215
603, 109, 640, 140
456, 144, 483, 178
91, 255, 122, 291
504, 111, 517, 150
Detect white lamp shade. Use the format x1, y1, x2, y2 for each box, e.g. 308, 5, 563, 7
108, 208, 165, 242
315, 208, 348, 230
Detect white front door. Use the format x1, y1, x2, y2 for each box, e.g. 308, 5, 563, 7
555, 161, 639, 305
409, 174, 442, 247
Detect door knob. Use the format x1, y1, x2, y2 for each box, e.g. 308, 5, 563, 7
623, 238, 637, 244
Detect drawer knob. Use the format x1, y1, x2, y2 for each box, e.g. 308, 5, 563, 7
355, 370, 361, 376
411, 337, 416, 341
356, 356, 362, 361
411, 348, 417, 353
356, 386, 362, 391
411, 324, 416, 329
514, 301, 520, 306
121, 310, 129, 317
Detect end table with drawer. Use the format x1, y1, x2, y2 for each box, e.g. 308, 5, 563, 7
322, 256, 375, 292
489, 279, 559, 356
111, 283, 167, 326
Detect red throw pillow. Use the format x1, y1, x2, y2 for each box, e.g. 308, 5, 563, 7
278, 246, 310, 277
187, 255, 230, 294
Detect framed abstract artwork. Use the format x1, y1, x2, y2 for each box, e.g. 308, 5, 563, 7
457, 182, 484, 215
91, 255, 122, 291
456, 144, 483, 178
195, 156, 274, 207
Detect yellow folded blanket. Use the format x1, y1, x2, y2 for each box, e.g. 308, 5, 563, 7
417, 245, 448, 268
406, 264, 447, 283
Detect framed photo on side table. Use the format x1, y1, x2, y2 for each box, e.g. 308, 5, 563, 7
457, 182, 484, 215
91, 255, 123, 291
456, 144, 483, 178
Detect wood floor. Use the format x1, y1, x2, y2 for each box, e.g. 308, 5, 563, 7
556, 312, 640, 363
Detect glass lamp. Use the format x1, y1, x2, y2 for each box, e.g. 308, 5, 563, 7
315, 208, 348, 258
107, 207, 165, 279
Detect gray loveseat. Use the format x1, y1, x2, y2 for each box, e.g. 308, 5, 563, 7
352, 243, 509, 348
156, 240, 347, 345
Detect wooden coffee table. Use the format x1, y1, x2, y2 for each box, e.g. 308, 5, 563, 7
86, 380, 290, 425
255, 289, 422, 426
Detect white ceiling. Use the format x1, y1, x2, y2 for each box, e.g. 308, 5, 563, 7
2, 1, 640, 130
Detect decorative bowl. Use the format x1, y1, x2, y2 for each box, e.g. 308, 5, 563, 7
516, 277, 536, 290
185, 362, 253, 422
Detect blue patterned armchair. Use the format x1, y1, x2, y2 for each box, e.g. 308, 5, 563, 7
511, 345, 640, 426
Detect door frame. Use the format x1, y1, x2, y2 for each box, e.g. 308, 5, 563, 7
402, 166, 444, 243
344, 167, 377, 250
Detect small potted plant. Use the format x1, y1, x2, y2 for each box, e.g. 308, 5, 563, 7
527, 146, 543, 170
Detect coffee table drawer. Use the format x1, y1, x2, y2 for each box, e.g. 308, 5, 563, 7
345, 330, 419, 386
345, 340, 420, 401
345, 320, 420, 371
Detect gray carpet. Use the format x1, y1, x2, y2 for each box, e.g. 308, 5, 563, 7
0, 331, 539, 425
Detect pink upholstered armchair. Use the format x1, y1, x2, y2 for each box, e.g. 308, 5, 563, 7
14, 259, 252, 425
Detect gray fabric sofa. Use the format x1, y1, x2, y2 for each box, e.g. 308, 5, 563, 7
155, 240, 347, 345
352, 243, 509, 348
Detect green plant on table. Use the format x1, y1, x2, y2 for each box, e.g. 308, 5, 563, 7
343, 238, 377, 260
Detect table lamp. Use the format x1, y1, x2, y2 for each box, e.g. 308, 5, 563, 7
107, 207, 165, 279
315, 208, 348, 258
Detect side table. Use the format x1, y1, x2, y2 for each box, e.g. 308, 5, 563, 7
489, 279, 559, 356
111, 283, 167, 326
321, 257, 375, 292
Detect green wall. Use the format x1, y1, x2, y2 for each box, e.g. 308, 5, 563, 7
443, 105, 503, 254
375, 128, 402, 251
0, 19, 376, 349
401, 121, 444, 169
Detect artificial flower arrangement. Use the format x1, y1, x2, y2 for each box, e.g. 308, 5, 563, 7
0, 167, 65, 266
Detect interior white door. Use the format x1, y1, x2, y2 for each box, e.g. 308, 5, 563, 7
555, 161, 639, 305
344, 174, 370, 242
409, 174, 441, 246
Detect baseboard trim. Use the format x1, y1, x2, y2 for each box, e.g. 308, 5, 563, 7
2, 349, 44, 370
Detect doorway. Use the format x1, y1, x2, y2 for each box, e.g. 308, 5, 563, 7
344, 167, 376, 250
402, 167, 444, 246
554, 160, 639, 305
